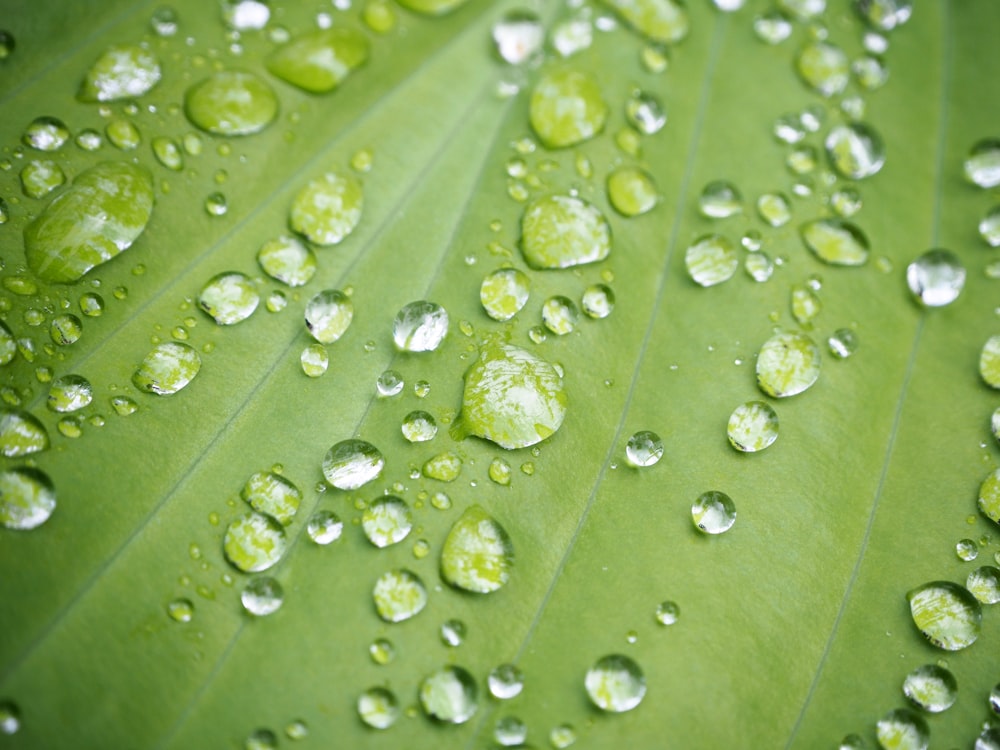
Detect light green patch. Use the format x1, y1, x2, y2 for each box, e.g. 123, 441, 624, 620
529, 69, 608, 149
240, 471, 301, 526
24, 161, 154, 283
184, 71, 278, 136
78, 44, 161, 102
905, 581, 982, 651
132, 342, 202, 396
422, 451, 462, 482
977, 468, 1000, 525
979, 335, 1000, 389
440, 505, 514, 594
597, 0, 689, 44
372, 568, 427, 622
289, 172, 363, 246
520, 194, 611, 270
756, 331, 821, 398
0, 409, 50, 457
223, 511, 287, 573
266, 28, 370, 94
800, 218, 870, 266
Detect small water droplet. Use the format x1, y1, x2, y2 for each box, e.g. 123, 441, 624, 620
241, 576, 284, 616
373, 568, 427, 622
685, 234, 738, 287
541, 295, 579, 335
0, 700, 20, 735
133, 341, 201, 395
963, 138, 1000, 188
300, 344, 329, 378
488, 457, 513, 486
875, 708, 928, 750
488, 663, 524, 699
414, 380, 431, 398
198, 272, 259, 325
23, 116, 69, 152
284, 719, 308, 740
441, 618, 467, 647
358, 686, 400, 729
306, 510, 342, 545
480, 268, 530, 322
856, 0, 913, 31
47, 374, 92, 413
825, 122, 885, 180
906, 249, 965, 307
727, 401, 779, 452
392, 300, 449, 352
655, 600, 680, 625
826, 328, 858, 359
853, 55, 889, 90
79, 44, 161, 102
0, 408, 50, 457
245, 728, 278, 750
323, 439, 383, 490
431, 491, 452, 510
956, 538, 979, 562
494, 716, 527, 747
529, 69, 607, 149
625, 90, 666, 135
150, 6, 178, 36
606, 166, 658, 217
753, 9, 792, 43
493, 9, 543, 65
375, 369, 404, 398
640, 43, 670, 72
369, 637, 396, 665
791, 284, 822, 325
304, 290, 354, 345
585, 654, 646, 712
241, 471, 300, 526
167, 597, 194, 623
625, 430, 663, 467
698, 180, 742, 218
796, 41, 849, 97
288, 171, 363, 245
692, 490, 737, 534
20, 159, 65, 198
267, 28, 369, 93
521, 194, 611, 269
581, 284, 615, 319
419, 665, 478, 723
907, 581, 982, 650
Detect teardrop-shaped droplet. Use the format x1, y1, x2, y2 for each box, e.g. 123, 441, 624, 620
685, 234, 738, 287
78, 44, 161, 102
756, 331, 820, 398
362, 495, 413, 547
597, 0, 689, 44
420, 665, 478, 723
584, 654, 646, 712
392, 300, 448, 352
223, 511, 287, 573
906, 580, 982, 651
0, 409, 49, 457
305, 290, 354, 344
520, 194, 611, 269
198, 272, 259, 325
133, 342, 201, 395
289, 171, 362, 245
241, 471, 301, 526
906, 249, 965, 307
876, 708, 928, 750
529, 69, 608, 149
257, 235, 317, 286
825, 123, 885, 180
727, 401, 779, 452
481, 268, 530, 321
800, 218, 870, 266
266, 28, 369, 93
185, 71, 278, 136
0, 467, 56, 530
440, 505, 514, 594
902, 664, 957, 713
322, 438, 384, 490
796, 41, 849, 97
373, 568, 427, 622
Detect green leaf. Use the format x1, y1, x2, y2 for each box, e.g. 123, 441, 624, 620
0, 1, 998, 748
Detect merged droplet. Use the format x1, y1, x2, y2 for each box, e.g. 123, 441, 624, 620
964, 139, 1000, 188
322, 439, 384, 490
373, 568, 427, 622
727, 401, 778, 453
267, 28, 369, 93
597, 0, 689, 44
607, 166, 658, 217
902, 664, 957, 713
362, 495, 413, 548
692, 490, 737, 534
796, 41, 849, 97
756, 331, 821, 398
185, 71, 278, 136
241, 471, 301, 526
685, 234, 738, 287
906, 249, 965, 307
0, 467, 56, 530
481, 268, 530, 321
906, 580, 982, 650
392, 300, 449, 352
584, 654, 646, 713
242, 576, 284, 616
357, 687, 399, 730
133, 342, 201, 395
78, 44, 161, 102
825, 123, 886, 180
440, 505, 514, 594
529, 69, 607, 149
489, 664, 525, 699
0, 409, 49, 457
223, 512, 287, 572
698, 181, 743, 218
625, 430, 663, 467
257, 235, 317, 287
305, 290, 354, 344
198, 272, 259, 325
520, 194, 611, 269
800, 219, 870, 266
492, 10, 543, 65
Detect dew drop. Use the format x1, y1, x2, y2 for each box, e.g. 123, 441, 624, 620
828, 328, 859, 359
966, 566, 1000, 604
754, 9, 792, 43
825, 123, 886, 180
625, 90, 666, 135
602, 0, 689, 44
105, 118, 141, 151
0, 408, 50, 457
756, 331, 820, 398
956, 538, 978, 562
979, 206, 1000, 247
0, 30, 15, 60
906, 581, 981, 650
362, 496, 412, 547
223, 511, 287, 572
981, 337, 1000, 390
607, 166, 658, 217
774, 113, 806, 144
494, 716, 527, 747
0, 467, 56, 530
493, 10, 543, 65
392, 300, 448, 352
979, 467, 1000, 523
581, 284, 615, 319
245, 728, 278, 750
257, 235, 316, 287
529, 69, 608, 149
167, 598, 194, 623
692, 490, 736, 534
685, 234, 738, 287
185, 71, 278, 136
745, 252, 774, 282
0, 702, 21, 735
488, 663, 524, 699
20, 160, 65, 199
655, 600, 680, 625
796, 41, 849, 97
585, 654, 645, 712
110, 395, 138, 416
357, 686, 399, 730
906, 249, 965, 307
47, 374, 93, 413
698, 180, 742, 218
322, 439, 383, 490
801, 218, 870, 266
266, 28, 369, 93
300, 344, 328, 378
625, 430, 663, 467
151, 137, 183, 171
150, 6, 179, 36
520, 194, 611, 270
902, 664, 957, 713
79, 44, 161, 102
241, 471, 300, 526
856, 0, 912, 30
853, 56, 889, 90
369, 637, 395, 665
541, 295, 579, 336
756, 192, 792, 227
441, 618, 467, 647
376, 369, 404, 397
791, 284, 821, 325
305, 290, 354, 344
727, 401, 778, 453
23, 116, 69, 152
284, 719, 308, 740
306, 510, 342, 544
198, 272, 259, 325
875, 708, 928, 750
241, 576, 284, 616
440, 505, 514, 594
550, 724, 577, 748
420, 665, 478, 723
133, 341, 201, 395
964, 139, 1000, 188
222, 0, 269, 30
481, 268, 530, 322
373, 568, 427, 622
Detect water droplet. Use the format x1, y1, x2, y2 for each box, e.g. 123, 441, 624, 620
963, 139, 1000, 189
0, 700, 19, 736
105, 118, 141, 151
875, 708, 928, 750
956, 538, 978, 562
284, 719, 308, 740
304, 290, 354, 344
853, 55, 889, 90
624, 430, 663, 467
369, 637, 396, 665
685, 234, 738, 287
966, 566, 1000, 604
906, 249, 965, 307
655, 600, 680, 625
392, 300, 448, 352
419, 665, 478, 723
460, 341, 567, 449
607, 166, 658, 217
0, 29, 15, 59
151, 136, 183, 171
322, 439, 383, 490
47, 374, 93, 413
902, 664, 957, 713
773, 113, 806, 145
585, 654, 645, 712
727, 401, 779, 453
480, 268, 530, 322
698, 180, 742, 218
625, 90, 666, 135
185, 71, 277, 136
266, 28, 369, 93
197, 272, 259, 325
796, 41, 849, 97
605, 0, 688, 43
23, 116, 69, 152
441, 618, 467, 647
306, 510, 342, 545
245, 728, 278, 750
20, 159, 65, 198
529, 69, 608, 149
979, 467, 1000, 524
376, 369, 404, 397
787, 145, 818, 175
150, 6, 179, 36
745, 252, 774, 282
906, 581, 981, 650
431, 491, 452, 510
373, 568, 427, 622
362, 496, 412, 547
397, 410, 437, 444
414, 380, 432, 398
133, 341, 201, 395
692, 490, 737, 534
754, 9, 792, 43
222, 0, 269, 30
856, 0, 913, 31
981, 337, 1000, 391
241, 576, 284, 616
549, 723, 577, 748
756, 192, 792, 227
0, 409, 49, 457
300, 344, 328, 377
521, 194, 611, 269
825, 123, 885, 180
541, 295, 579, 336
79, 44, 161, 102
167, 598, 194, 623
978, 206, 1000, 247
494, 716, 527, 747
492, 9, 543, 65
488, 663, 524, 699
581, 284, 615, 319
756, 331, 821, 398
976, 727, 1000, 750
25, 161, 153, 283
223, 512, 287, 572
256, 235, 316, 287
825, 328, 859, 359
423, 452, 462, 482
241, 471, 300, 526
357, 686, 399, 729
791, 284, 821, 325
441, 505, 514, 594
800, 218, 870, 267
0, 467, 56, 530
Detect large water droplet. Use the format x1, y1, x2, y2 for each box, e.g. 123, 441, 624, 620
520, 194, 611, 269
598, 0, 689, 44
357, 687, 399, 729
800, 219, 870, 266
241, 471, 300, 526
584, 654, 646, 712
23, 116, 69, 152
185, 71, 278, 136
322, 438, 384, 490
0, 409, 49, 457
685, 234, 738, 287
266, 28, 369, 93
855, 0, 913, 31
966, 566, 1000, 604
440, 505, 514, 594
481, 268, 530, 322
460, 340, 567, 449
698, 181, 743, 218
902, 664, 957, 713
242, 576, 284, 616
289, 171, 362, 245
529, 69, 608, 149
727, 401, 778, 452
198, 272, 259, 325
423, 451, 462, 482
825, 123, 886, 180
906, 580, 982, 650
493, 10, 543, 65
607, 166, 658, 217
47, 374, 93, 413
24, 161, 154, 283
257, 235, 316, 287
796, 42, 849, 97
373, 568, 427, 622
362, 495, 413, 547
305, 290, 354, 344
78, 44, 161, 102
419, 665, 478, 723
692, 490, 736, 534
224, 512, 287, 573
489, 663, 525, 699
0, 467, 56, 530
392, 300, 448, 352
756, 331, 821, 398
875, 708, 928, 750
133, 342, 201, 395
625, 430, 663, 467
906, 249, 965, 307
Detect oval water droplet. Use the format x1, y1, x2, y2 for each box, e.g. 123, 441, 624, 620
224, 512, 287, 573
47, 374, 92, 413
585, 654, 646, 712
242, 576, 284, 616
300, 344, 328, 377
489, 664, 525, 699
698, 180, 743, 218
0, 409, 49, 457
257, 235, 316, 287
981, 337, 1000, 390
481, 268, 530, 322
266, 28, 369, 93
424, 451, 462, 482
599, 0, 689, 44
185, 71, 278, 136
902, 664, 957, 713
0, 467, 56, 530
963, 139, 1000, 189
358, 686, 399, 729
875, 708, 928, 750
133, 341, 201, 395
685, 234, 738, 287
692, 490, 736, 534
756, 331, 821, 398
198, 272, 259, 325
322, 439, 383, 490
419, 665, 478, 723
756, 192, 792, 227
541, 295, 579, 335
727, 401, 778, 453
373, 568, 427, 622
582, 284, 615, 319
460, 341, 567, 449
966, 566, 1000, 604
494, 716, 527, 747
825, 123, 886, 180
306, 509, 342, 544
979, 206, 1000, 247
401, 410, 437, 443
241, 471, 300, 526
906, 249, 965, 307
906, 580, 981, 650
493, 10, 543, 65
167, 598, 194, 623
362, 495, 412, 547
305, 290, 354, 344
625, 430, 663, 467
23, 116, 69, 152
441, 505, 514, 594
392, 300, 448, 352
800, 218, 870, 266
520, 194, 611, 269
105, 118, 141, 151
79, 44, 161, 102
529, 69, 607, 149
607, 166, 658, 217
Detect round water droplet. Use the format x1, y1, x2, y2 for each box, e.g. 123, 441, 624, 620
376, 369, 404, 397
991, 683, 1000, 714
289, 171, 362, 246
362, 495, 412, 547
133, 342, 201, 395
204, 192, 227, 217
827, 328, 859, 359
150, 7, 178, 36
79, 44, 161, 102
853, 56, 889, 90
392, 300, 448, 352
284, 719, 308, 740
541, 295, 579, 335
481, 268, 530, 322
185, 71, 278, 136
323, 439, 383, 490
493, 9, 543, 64
956, 538, 978, 562
300, 344, 328, 378
978, 206, 1000, 247
796, 41, 849, 97
981, 337, 1000, 390
902, 664, 957, 713
431, 491, 452, 510
358, 686, 399, 730
198, 272, 259, 325
23, 116, 69, 152
369, 637, 395, 665
655, 600, 680, 625
305, 290, 354, 344
110, 396, 138, 416
529, 69, 607, 149
966, 566, 1000, 604
756, 331, 821, 398
607, 166, 658, 217
754, 9, 792, 43
692, 490, 737, 534
625, 430, 663, 467
167, 598, 194, 623
976, 727, 1000, 750
800, 219, 870, 266
441, 618, 466, 647
875, 708, 928, 750
257, 235, 316, 287
494, 716, 527, 747
906, 249, 965, 307
625, 91, 666, 136
830, 188, 863, 218
685, 234, 738, 287
307, 510, 342, 544
838, 733, 867, 750
906, 580, 981, 651
698, 180, 743, 218
420, 665, 478, 723
401, 410, 437, 443
441, 505, 514, 594
373, 568, 427, 622
0, 30, 15, 60
47, 374, 92, 413
521, 194, 611, 270
756, 192, 792, 227
266, 28, 369, 93
241, 471, 300, 526
21, 159, 65, 198
727, 401, 779, 453
488, 663, 524, 699
0, 467, 56, 530
964, 139, 1000, 188
581, 284, 615, 319
608, 0, 688, 42
0, 409, 50, 457
585, 654, 646, 713
745, 252, 774, 282
856, 0, 913, 30
825, 123, 885, 180
224, 512, 287, 572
